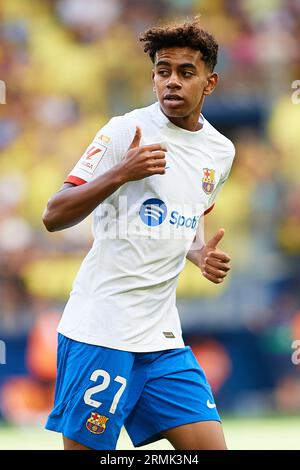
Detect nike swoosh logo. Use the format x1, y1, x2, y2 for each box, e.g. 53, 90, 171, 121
207, 399, 216, 409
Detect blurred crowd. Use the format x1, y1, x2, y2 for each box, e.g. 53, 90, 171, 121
0, 0, 300, 423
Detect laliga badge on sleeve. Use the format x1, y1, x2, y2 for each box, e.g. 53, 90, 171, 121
78, 144, 107, 175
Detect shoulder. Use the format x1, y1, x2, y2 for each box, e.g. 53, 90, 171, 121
98, 103, 157, 146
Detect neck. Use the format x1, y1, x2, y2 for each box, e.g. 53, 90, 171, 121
160, 96, 205, 132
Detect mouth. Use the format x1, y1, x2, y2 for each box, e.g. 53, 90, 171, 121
163, 94, 184, 104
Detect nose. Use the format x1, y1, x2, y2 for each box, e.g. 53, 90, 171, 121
166, 72, 182, 90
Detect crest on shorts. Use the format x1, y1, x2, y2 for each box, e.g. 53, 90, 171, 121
202, 168, 215, 194
86, 412, 109, 434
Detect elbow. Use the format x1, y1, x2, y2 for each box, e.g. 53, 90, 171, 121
42, 203, 58, 232
42, 209, 55, 232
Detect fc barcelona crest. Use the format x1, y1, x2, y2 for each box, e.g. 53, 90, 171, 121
86, 412, 109, 434
202, 168, 215, 194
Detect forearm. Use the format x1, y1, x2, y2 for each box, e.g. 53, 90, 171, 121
186, 227, 206, 269
43, 164, 125, 232
186, 246, 203, 268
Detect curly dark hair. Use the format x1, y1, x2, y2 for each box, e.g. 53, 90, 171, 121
139, 19, 218, 71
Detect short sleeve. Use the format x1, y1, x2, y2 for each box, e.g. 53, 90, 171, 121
65, 116, 135, 186
204, 143, 235, 215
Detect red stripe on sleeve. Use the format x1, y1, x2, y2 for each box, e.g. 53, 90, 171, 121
204, 204, 215, 216
65, 175, 87, 186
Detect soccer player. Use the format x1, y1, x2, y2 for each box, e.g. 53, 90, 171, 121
43, 19, 235, 450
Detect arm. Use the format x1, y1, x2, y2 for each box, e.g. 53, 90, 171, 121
43, 127, 166, 232
186, 228, 231, 284
43, 168, 125, 232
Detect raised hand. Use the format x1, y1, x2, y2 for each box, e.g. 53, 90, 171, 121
201, 228, 231, 284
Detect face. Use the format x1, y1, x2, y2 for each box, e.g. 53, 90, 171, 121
152, 47, 218, 129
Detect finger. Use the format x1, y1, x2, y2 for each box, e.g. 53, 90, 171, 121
128, 126, 142, 149
145, 151, 166, 159
142, 143, 167, 152
208, 251, 231, 263
206, 228, 225, 249
205, 258, 230, 272
148, 167, 166, 175
204, 265, 227, 279
147, 159, 166, 168
202, 271, 224, 284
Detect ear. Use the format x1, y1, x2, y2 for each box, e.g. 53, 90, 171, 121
203, 72, 219, 96
151, 69, 156, 92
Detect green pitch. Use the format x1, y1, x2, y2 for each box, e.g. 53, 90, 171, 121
0, 416, 299, 450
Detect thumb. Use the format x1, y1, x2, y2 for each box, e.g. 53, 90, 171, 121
128, 126, 142, 149
206, 228, 225, 249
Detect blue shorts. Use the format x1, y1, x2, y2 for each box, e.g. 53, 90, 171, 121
46, 334, 220, 450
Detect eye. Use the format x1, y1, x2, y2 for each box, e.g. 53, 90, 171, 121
182, 71, 193, 78
158, 70, 169, 77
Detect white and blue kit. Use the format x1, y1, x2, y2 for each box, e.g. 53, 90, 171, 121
46, 102, 235, 449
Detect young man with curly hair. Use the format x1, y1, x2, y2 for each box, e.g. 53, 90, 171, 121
43, 18, 235, 450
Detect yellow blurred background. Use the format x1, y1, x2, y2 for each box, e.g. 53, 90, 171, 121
0, 0, 300, 448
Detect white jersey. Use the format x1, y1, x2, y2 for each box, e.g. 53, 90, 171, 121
57, 102, 235, 352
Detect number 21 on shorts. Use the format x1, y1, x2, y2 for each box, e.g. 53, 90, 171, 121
83, 369, 127, 414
